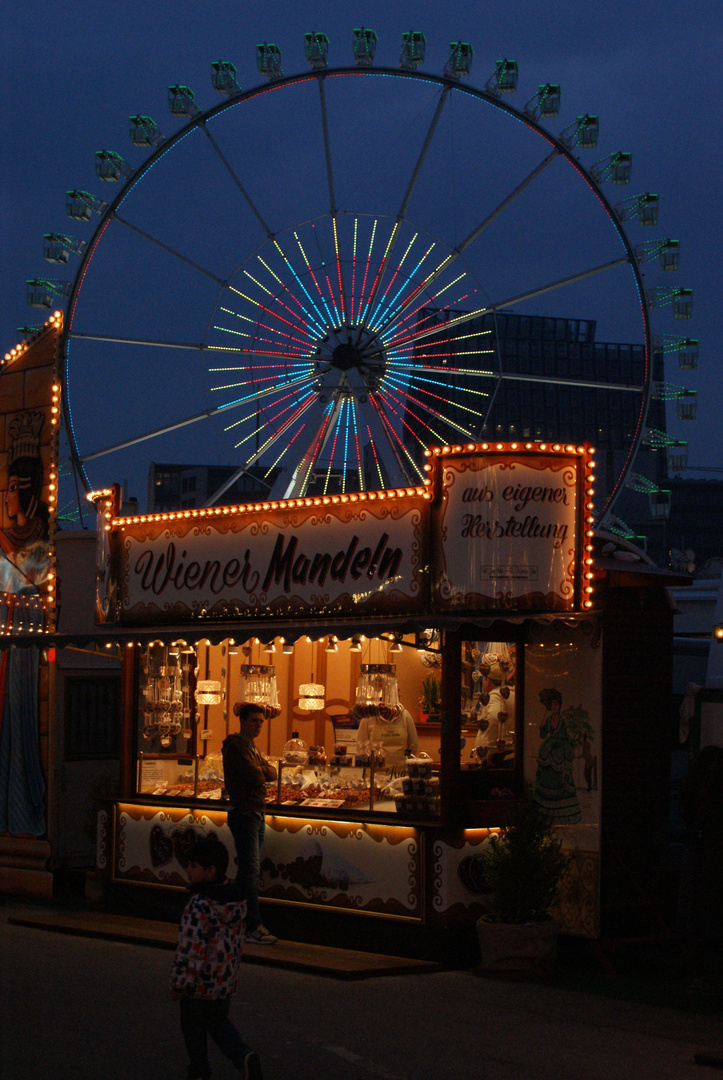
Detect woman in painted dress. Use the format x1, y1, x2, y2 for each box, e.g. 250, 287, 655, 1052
0, 413, 50, 836
534, 688, 581, 825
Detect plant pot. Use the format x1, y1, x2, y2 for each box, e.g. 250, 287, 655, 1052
419, 710, 441, 724
476, 918, 559, 979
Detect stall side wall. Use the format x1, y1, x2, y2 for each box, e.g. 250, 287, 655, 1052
523, 622, 603, 937
419, 624, 603, 936
600, 584, 675, 933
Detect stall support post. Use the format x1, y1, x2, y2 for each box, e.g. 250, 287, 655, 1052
440, 630, 464, 827
119, 645, 137, 799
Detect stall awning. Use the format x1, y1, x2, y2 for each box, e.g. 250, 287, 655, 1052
0, 610, 599, 652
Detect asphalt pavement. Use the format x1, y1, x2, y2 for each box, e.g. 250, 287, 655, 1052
2, 894, 723, 1080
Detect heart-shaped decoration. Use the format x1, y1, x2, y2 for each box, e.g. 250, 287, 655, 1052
149, 824, 173, 867
172, 827, 197, 868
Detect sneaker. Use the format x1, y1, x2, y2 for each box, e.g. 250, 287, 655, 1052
246, 924, 277, 944
243, 1051, 263, 1080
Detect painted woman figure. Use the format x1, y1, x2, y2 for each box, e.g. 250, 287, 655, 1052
534, 688, 581, 825
0, 412, 49, 836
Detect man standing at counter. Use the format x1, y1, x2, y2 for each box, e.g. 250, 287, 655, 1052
222, 703, 278, 945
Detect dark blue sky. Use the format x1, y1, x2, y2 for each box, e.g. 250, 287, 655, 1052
3, 1, 720, 512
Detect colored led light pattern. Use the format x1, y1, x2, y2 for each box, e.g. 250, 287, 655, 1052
208, 213, 496, 495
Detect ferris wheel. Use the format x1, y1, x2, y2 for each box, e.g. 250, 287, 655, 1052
23, 30, 696, 524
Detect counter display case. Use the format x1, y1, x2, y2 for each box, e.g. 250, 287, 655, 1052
128, 634, 453, 820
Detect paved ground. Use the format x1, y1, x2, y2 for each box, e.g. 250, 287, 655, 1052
2, 895, 723, 1080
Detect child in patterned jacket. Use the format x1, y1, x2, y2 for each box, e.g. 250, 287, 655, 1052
171, 832, 263, 1080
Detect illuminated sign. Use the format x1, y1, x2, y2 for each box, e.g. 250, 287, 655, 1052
98, 492, 429, 624
96, 443, 592, 625
430, 444, 591, 612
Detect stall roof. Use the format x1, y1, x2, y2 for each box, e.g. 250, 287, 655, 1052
0, 610, 599, 652
592, 529, 693, 588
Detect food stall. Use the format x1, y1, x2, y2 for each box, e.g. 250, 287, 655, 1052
90, 440, 679, 939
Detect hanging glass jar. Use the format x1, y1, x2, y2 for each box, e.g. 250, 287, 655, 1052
235, 664, 282, 720
355, 664, 402, 720
139, 643, 193, 747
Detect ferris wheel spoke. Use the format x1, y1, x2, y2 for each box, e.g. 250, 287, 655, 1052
364, 269, 476, 358
289, 230, 345, 342
201, 125, 275, 239
393, 370, 491, 411
207, 391, 320, 505
248, 252, 330, 342
385, 325, 496, 372
354, 86, 451, 340
498, 371, 644, 393
363, 419, 389, 489
113, 212, 226, 285
213, 309, 319, 357
378, 383, 467, 445
222, 384, 319, 438
387, 352, 496, 373
321, 397, 353, 492
382, 378, 480, 438
69, 329, 316, 365
397, 85, 451, 222
318, 80, 348, 324
354, 223, 400, 341
387, 254, 631, 348
227, 279, 324, 342
279, 399, 338, 498
368, 394, 432, 481
370, 148, 560, 342
210, 366, 318, 397
269, 237, 339, 341
366, 233, 433, 331
369, 395, 425, 483
69, 331, 204, 350
81, 370, 319, 462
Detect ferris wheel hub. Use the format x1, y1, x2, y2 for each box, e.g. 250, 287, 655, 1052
331, 341, 362, 371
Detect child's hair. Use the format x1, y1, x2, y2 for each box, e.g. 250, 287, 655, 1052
191, 832, 229, 878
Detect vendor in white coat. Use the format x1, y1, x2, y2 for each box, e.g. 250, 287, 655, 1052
355, 707, 418, 767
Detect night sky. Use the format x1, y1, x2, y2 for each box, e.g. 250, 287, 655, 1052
3, 1, 719, 516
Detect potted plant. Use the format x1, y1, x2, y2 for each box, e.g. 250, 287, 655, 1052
466, 796, 569, 978
418, 673, 441, 723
